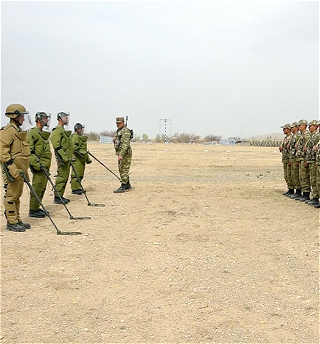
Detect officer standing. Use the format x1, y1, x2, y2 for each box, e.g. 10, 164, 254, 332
295, 119, 311, 201
27, 112, 52, 217
0, 104, 31, 232
50, 112, 73, 204
305, 120, 320, 205
113, 117, 132, 193
288, 122, 302, 199
70, 123, 92, 195
279, 123, 293, 195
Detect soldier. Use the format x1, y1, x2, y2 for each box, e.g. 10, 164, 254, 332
288, 122, 302, 199
113, 117, 132, 193
314, 123, 320, 208
50, 112, 73, 204
27, 112, 52, 217
304, 120, 320, 205
0, 104, 31, 232
295, 119, 311, 202
70, 123, 92, 195
279, 123, 293, 195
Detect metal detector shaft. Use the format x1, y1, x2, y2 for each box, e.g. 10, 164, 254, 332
21, 173, 81, 235
40, 167, 91, 220
87, 151, 120, 180
69, 160, 105, 207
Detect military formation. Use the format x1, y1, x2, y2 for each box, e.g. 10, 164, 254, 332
279, 119, 320, 208
0, 104, 133, 232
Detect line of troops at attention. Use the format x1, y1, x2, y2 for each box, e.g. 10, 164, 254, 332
0, 104, 132, 232
279, 119, 320, 208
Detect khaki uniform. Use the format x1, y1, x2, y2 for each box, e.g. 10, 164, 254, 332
305, 130, 320, 199
114, 126, 132, 184
27, 127, 52, 211
288, 132, 301, 191
280, 134, 293, 190
0, 123, 30, 224
70, 133, 91, 191
295, 129, 311, 193
50, 125, 73, 197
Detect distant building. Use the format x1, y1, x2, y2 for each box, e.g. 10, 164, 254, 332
99, 135, 113, 144
220, 138, 236, 146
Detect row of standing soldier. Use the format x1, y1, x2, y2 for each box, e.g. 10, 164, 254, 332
279, 119, 320, 208
0, 104, 132, 232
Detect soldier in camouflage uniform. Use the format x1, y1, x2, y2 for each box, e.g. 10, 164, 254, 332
288, 122, 302, 199
279, 123, 293, 195
314, 123, 320, 208
70, 123, 92, 195
305, 120, 320, 205
294, 119, 311, 202
0, 104, 31, 232
27, 112, 52, 217
113, 117, 132, 193
50, 112, 74, 204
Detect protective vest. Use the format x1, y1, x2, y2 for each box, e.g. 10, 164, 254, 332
0, 122, 30, 179
27, 127, 52, 171
50, 125, 74, 164
71, 134, 91, 163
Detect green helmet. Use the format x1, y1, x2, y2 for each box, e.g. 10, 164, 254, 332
5, 104, 28, 118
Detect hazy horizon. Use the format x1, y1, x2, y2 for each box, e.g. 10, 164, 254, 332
1, 1, 319, 139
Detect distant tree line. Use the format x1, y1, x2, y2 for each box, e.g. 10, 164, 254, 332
85, 130, 222, 144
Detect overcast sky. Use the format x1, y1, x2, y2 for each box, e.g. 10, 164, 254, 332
1, 1, 319, 139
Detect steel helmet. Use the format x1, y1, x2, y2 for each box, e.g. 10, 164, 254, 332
35, 112, 51, 126
5, 104, 28, 118
57, 111, 70, 120
74, 123, 84, 132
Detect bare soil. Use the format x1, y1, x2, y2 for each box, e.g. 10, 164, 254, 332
0, 143, 319, 343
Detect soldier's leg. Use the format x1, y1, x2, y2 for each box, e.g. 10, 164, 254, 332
71, 161, 85, 190
119, 154, 131, 184
29, 171, 48, 211
309, 162, 318, 197
4, 178, 24, 224
54, 163, 70, 197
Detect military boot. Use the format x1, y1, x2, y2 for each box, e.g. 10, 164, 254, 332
6, 223, 26, 232
307, 198, 319, 205
114, 184, 127, 193
289, 189, 301, 199
285, 189, 294, 197
314, 202, 320, 208
18, 221, 31, 229
298, 192, 310, 202
125, 181, 132, 190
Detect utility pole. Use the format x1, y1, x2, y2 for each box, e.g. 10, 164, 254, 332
159, 119, 171, 144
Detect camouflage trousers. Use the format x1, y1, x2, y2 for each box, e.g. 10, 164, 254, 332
118, 153, 132, 184
316, 164, 320, 197
290, 161, 301, 190
299, 160, 310, 193
283, 162, 294, 189
308, 161, 318, 198
54, 163, 70, 197
29, 170, 49, 211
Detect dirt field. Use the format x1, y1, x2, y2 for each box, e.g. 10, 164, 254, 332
0, 143, 319, 344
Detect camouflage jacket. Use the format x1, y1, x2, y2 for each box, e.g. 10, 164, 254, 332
280, 135, 291, 163
295, 130, 310, 161
305, 130, 320, 162
288, 132, 298, 162
114, 126, 132, 156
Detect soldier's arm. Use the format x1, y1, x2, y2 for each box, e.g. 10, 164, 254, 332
27, 130, 41, 171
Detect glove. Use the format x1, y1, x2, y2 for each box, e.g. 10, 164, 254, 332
68, 157, 76, 163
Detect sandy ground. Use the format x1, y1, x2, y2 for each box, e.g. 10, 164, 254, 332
0, 143, 319, 344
